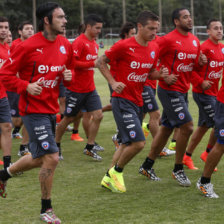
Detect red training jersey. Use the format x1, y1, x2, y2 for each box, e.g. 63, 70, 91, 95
192, 39, 224, 96
157, 29, 202, 93
105, 36, 159, 106
68, 33, 98, 93
10, 38, 22, 53
0, 32, 74, 115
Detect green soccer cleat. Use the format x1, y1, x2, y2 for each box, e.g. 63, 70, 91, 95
142, 122, 149, 138
168, 141, 176, 151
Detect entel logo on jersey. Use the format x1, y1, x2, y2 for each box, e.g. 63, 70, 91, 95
38, 65, 64, 74
193, 40, 197, 47
219, 129, 224, 137
130, 61, 153, 69
41, 141, 50, 150
178, 52, 197, 60
210, 61, 224, 68
60, 46, 66, 54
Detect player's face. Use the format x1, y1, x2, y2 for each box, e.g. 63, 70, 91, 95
50, 7, 67, 35
6, 31, 12, 46
89, 23, 103, 39
126, 28, 136, 39
208, 21, 223, 42
20, 24, 34, 40
139, 20, 159, 41
176, 9, 192, 32
0, 22, 9, 41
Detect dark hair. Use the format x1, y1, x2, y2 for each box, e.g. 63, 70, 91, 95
119, 22, 135, 39
172, 8, 188, 26
77, 23, 85, 35
136, 11, 159, 26
0, 16, 8, 23
18, 21, 33, 31
84, 14, 103, 27
207, 19, 221, 29
36, 2, 60, 31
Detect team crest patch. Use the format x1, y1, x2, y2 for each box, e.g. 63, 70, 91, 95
222, 48, 224, 54
151, 51, 155, 59
193, 40, 197, 47
219, 129, 224, 137
129, 130, 136, 138
60, 46, 66, 54
41, 141, 50, 150
178, 112, 185, 120
67, 107, 72, 114
148, 104, 153, 110
10, 109, 16, 116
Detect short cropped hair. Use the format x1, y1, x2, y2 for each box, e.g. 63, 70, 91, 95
172, 8, 188, 26
36, 2, 60, 31
0, 17, 8, 23
84, 14, 103, 27
137, 11, 159, 26
119, 22, 135, 39
18, 21, 33, 31
207, 19, 221, 29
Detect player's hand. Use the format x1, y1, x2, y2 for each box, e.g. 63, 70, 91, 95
201, 80, 213, 90
198, 50, 208, 66
63, 66, 72, 81
111, 81, 126, 94
27, 81, 43, 95
163, 74, 179, 85
159, 66, 169, 76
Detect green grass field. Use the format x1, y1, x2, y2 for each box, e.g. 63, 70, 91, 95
1, 49, 224, 224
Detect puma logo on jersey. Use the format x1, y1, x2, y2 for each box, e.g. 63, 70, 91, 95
210, 50, 215, 54
176, 41, 182, 45
73, 50, 78, 55
86, 43, 90, 47
36, 48, 43, 54
129, 48, 135, 53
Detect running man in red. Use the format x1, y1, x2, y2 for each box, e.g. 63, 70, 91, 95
0, 3, 73, 223
139, 8, 212, 186
183, 19, 224, 170
55, 14, 104, 161
98, 11, 173, 193
0, 16, 12, 169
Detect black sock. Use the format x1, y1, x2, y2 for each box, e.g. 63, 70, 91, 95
106, 170, 110, 177
173, 164, 183, 172
142, 157, 154, 170
86, 144, 94, 150
0, 169, 12, 181
60, 114, 64, 120
3, 156, 11, 170
147, 124, 149, 130
186, 152, 192, 157
72, 129, 78, 134
200, 176, 211, 184
12, 126, 21, 134
20, 144, 28, 152
171, 139, 176, 143
41, 199, 52, 214
114, 164, 123, 173
56, 143, 61, 148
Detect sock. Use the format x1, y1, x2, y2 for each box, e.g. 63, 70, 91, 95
12, 126, 21, 134
142, 157, 154, 170
114, 164, 123, 173
185, 152, 192, 157
86, 144, 94, 150
60, 114, 64, 120
20, 144, 28, 152
56, 143, 61, 148
147, 124, 149, 130
171, 139, 176, 143
173, 164, 183, 172
72, 129, 78, 134
0, 169, 12, 181
106, 170, 110, 177
3, 156, 11, 170
200, 176, 211, 184
41, 199, 52, 214
206, 144, 213, 153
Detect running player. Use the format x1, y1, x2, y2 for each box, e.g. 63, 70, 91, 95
183, 19, 224, 170
55, 14, 104, 161
0, 3, 73, 223
98, 11, 173, 193
139, 8, 212, 186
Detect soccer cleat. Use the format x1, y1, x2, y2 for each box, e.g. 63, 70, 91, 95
108, 166, 126, 193
70, 133, 84, 141
139, 166, 161, 181
159, 147, 176, 157
93, 142, 104, 152
40, 208, 61, 224
17, 147, 31, 157
168, 141, 176, 151
142, 122, 149, 138
0, 160, 3, 166
183, 154, 198, 170
172, 170, 191, 187
101, 174, 121, 193
112, 134, 119, 150
59, 153, 64, 161
0, 179, 7, 198
200, 151, 218, 172
66, 125, 73, 132
83, 148, 102, 161
196, 178, 219, 198
12, 132, 22, 139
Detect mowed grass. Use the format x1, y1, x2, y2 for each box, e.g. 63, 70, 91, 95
1, 48, 224, 224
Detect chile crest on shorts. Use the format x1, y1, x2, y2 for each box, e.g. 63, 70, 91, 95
129, 130, 136, 138
178, 112, 185, 120
219, 129, 224, 137
41, 141, 50, 150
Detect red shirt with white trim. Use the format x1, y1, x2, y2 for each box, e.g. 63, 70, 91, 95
68, 33, 98, 93
0, 32, 74, 115
105, 36, 159, 106
0, 42, 10, 99
157, 29, 202, 93
192, 39, 224, 96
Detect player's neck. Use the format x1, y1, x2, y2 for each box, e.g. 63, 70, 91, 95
209, 37, 219, 45
84, 32, 94, 41
0, 38, 5, 45
135, 34, 148, 46
42, 29, 57, 41
176, 27, 188, 36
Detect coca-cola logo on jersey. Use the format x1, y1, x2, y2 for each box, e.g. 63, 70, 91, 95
130, 61, 153, 69
210, 60, 224, 68
127, 72, 148, 82
38, 65, 64, 74
177, 63, 194, 72
37, 76, 59, 88
208, 70, 222, 79
178, 52, 197, 60
86, 54, 97, 60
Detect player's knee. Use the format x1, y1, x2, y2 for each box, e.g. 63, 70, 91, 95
181, 122, 194, 135
93, 111, 103, 122
135, 141, 145, 150
1, 123, 12, 134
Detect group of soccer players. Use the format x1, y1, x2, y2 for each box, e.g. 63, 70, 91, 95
0, 2, 224, 223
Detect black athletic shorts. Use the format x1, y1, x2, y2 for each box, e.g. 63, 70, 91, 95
142, 86, 159, 113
